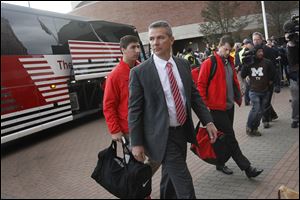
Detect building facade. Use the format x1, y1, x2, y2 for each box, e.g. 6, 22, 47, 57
69, 1, 264, 55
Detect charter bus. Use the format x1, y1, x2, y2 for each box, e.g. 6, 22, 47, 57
1, 3, 147, 144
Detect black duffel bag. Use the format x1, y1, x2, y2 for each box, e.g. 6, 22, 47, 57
91, 137, 152, 199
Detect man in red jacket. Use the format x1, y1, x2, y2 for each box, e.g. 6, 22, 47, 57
103, 35, 140, 141
197, 35, 263, 178
103, 36, 160, 185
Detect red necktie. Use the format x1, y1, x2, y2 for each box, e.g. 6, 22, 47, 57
166, 62, 186, 125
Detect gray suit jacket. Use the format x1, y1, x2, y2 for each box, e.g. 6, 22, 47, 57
128, 55, 213, 162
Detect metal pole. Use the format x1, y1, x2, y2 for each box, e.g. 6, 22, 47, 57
28, 1, 31, 8
261, 1, 269, 40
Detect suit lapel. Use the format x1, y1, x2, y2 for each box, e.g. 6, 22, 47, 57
148, 56, 165, 97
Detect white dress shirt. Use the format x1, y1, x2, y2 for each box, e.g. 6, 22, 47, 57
153, 54, 187, 127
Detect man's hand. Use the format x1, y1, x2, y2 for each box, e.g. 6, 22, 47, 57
111, 132, 123, 142
206, 122, 218, 143
131, 145, 146, 162
245, 76, 250, 83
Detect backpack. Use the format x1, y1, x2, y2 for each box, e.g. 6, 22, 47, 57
206, 55, 217, 97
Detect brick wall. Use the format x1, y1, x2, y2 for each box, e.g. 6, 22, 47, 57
70, 1, 260, 33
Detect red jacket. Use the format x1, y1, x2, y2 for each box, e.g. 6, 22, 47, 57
197, 52, 242, 111
103, 59, 139, 134
191, 67, 200, 85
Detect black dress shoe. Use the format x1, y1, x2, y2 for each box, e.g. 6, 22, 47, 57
291, 121, 299, 128
216, 165, 233, 175
271, 114, 278, 121
245, 166, 263, 178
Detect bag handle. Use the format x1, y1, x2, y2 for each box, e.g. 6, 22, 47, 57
195, 121, 224, 139
195, 121, 201, 135
111, 140, 117, 152
120, 136, 135, 167
111, 136, 144, 167
109, 137, 129, 154
121, 136, 131, 155
108, 138, 131, 169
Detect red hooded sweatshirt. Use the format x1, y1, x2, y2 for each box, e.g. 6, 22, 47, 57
103, 59, 139, 134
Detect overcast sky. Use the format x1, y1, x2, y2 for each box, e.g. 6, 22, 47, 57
2, 1, 72, 13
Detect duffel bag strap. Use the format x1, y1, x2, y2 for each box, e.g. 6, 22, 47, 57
111, 140, 117, 151
121, 136, 132, 165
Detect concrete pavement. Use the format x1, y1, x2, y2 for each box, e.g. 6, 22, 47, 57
1, 87, 298, 199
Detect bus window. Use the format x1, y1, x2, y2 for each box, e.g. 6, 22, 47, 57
1, 10, 58, 55
1, 17, 28, 55
54, 19, 99, 54
90, 21, 147, 61
90, 21, 137, 43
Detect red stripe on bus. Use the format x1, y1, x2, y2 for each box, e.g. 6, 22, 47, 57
26, 67, 51, 70
71, 52, 121, 55
30, 72, 55, 76
69, 47, 120, 50
71, 56, 122, 60
37, 82, 68, 87
68, 41, 120, 46
40, 87, 68, 93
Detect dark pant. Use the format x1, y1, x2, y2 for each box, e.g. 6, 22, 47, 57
160, 125, 196, 199
262, 85, 278, 122
210, 107, 251, 171
244, 81, 250, 104
290, 80, 299, 122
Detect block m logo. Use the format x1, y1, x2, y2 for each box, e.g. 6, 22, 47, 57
251, 67, 264, 77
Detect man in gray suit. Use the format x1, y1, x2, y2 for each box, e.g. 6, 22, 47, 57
128, 20, 218, 199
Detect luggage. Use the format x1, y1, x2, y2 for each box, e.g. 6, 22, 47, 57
190, 121, 231, 165
91, 137, 152, 199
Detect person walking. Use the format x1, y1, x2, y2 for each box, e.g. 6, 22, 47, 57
241, 44, 276, 136
285, 31, 299, 128
103, 35, 160, 199
252, 32, 279, 128
128, 20, 218, 199
197, 35, 264, 178
103, 35, 141, 142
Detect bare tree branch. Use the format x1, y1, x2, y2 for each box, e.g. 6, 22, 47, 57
199, 1, 253, 43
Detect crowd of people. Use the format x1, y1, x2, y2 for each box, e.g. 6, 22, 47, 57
183, 33, 298, 131
101, 20, 299, 199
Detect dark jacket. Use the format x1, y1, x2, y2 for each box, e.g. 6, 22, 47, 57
128, 55, 213, 162
287, 43, 299, 81
241, 58, 275, 92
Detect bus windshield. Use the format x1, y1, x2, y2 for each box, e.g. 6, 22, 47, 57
90, 21, 147, 60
